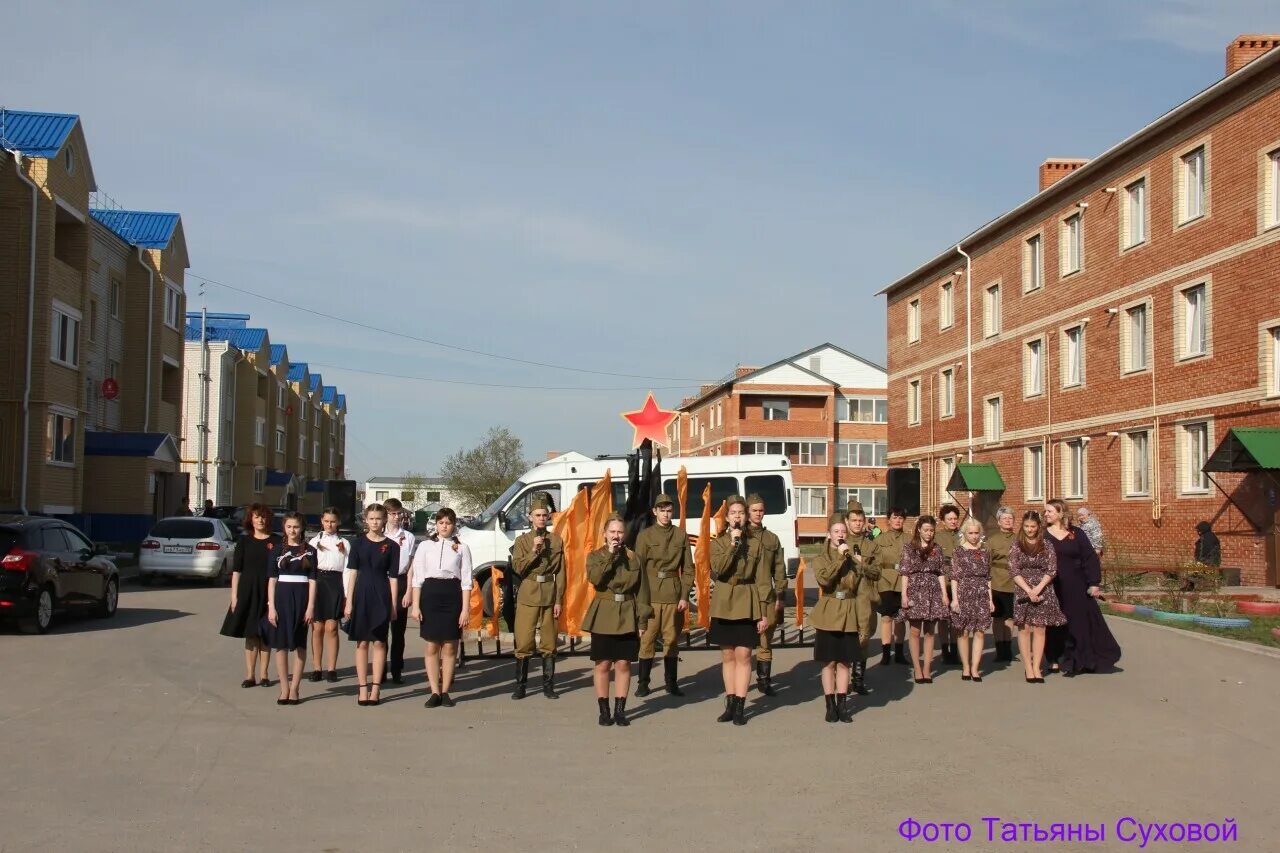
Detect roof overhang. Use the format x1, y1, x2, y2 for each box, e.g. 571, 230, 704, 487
1205, 428, 1280, 472
947, 462, 1007, 492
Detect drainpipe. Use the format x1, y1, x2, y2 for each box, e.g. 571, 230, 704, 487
138, 248, 153, 432
956, 245, 974, 463
10, 152, 38, 514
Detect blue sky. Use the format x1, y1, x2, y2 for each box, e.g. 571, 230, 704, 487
2, 1, 1272, 481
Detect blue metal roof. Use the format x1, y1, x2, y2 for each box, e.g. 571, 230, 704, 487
84, 431, 169, 458
187, 312, 250, 328
269, 344, 287, 366
265, 469, 294, 487
287, 362, 308, 382
89, 209, 180, 250
321, 385, 337, 404
336, 393, 346, 410
184, 320, 268, 351
0, 109, 78, 158
308, 374, 323, 392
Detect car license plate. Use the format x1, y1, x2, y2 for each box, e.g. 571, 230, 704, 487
163, 544, 193, 554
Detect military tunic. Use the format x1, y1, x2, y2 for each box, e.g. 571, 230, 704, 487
511, 530, 565, 658
636, 522, 692, 660
809, 543, 872, 662
708, 529, 765, 647
751, 523, 787, 661
583, 545, 653, 662
848, 532, 881, 653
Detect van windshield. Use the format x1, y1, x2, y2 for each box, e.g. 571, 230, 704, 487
466, 480, 527, 529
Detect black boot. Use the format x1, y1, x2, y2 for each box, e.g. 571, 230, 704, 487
880, 645, 892, 666
756, 660, 777, 696
456, 644, 466, 671
597, 697, 613, 726
731, 695, 747, 726
824, 693, 838, 723
613, 697, 630, 727
852, 659, 869, 696
996, 640, 1012, 662
663, 656, 684, 696
635, 658, 653, 697
838, 692, 854, 723
541, 656, 559, 699
511, 657, 529, 700
894, 642, 909, 664
716, 695, 735, 723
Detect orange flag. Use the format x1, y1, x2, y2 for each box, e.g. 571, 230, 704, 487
488, 567, 504, 637
587, 470, 613, 551
693, 484, 722, 630
468, 585, 485, 631
794, 558, 806, 626
557, 486, 591, 636
676, 466, 689, 634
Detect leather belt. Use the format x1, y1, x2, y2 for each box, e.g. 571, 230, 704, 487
834, 591, 849, 600
613, 593, 633, 602
535, 574, 550, 583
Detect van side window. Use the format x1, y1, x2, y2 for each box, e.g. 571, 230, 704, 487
662, 477, 738, 521
744, 475, 787, 513
575, 481, 629, 509
505, 486, 562, 531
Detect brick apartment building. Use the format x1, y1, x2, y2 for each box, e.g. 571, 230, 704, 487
878, 36, 1280, 585
181, 313, 347, 517
668, 343, 888, 540
1, 110, 191, 542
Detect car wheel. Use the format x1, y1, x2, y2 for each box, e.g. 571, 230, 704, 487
23, 586, 55, 634
95, 577, 119, 619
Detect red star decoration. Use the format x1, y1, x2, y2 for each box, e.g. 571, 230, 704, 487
621, 392, 677, 449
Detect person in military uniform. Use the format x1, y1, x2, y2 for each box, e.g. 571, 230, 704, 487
936, 504, 964, 665
871, 507, 910, 665
748, 494, 787, 697
635, 493, 692, 697
709, 495, 768, 726
510, 496, 565, 699
583, 514, 653, 727
986, 506, 1018, 663
810, 513, 872, 723
842, 503, 880, 696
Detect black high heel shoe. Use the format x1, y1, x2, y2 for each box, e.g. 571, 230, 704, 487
241, 679, 257, 688
368, 684, 381, 706
308, 671, 323, 683
357, 683, 369, 706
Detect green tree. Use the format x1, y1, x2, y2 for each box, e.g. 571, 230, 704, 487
438, 426, 528, 515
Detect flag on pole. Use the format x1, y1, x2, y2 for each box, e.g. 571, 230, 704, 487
488, 567, 504, 637
794, 558, 806, 626
557, 486, 591, 636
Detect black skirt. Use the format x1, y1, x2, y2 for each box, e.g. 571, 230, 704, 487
219, 570, 268, 640
590, 632, 640, 662
314, 572, 345, 622
419, 578, 464, 642
992, 591, 1015, 620
814, 629, 859, 663
262, 583, 310, 652
708, 617, 757, 648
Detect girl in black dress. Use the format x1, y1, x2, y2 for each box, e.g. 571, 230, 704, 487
307, 508, 347, 683
220, 504, 280, 687
409, 508, 473, 708
344, 504, 400, 706
1044, 499, 1122, 676
264, 513, 317, 705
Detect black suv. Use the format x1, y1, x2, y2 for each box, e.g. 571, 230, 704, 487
0, 515, 120, 633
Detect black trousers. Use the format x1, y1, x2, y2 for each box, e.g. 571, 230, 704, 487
390, 575, 409, 674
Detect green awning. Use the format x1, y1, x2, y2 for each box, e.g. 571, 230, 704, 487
1204, 427, 1280, 472
947, 462, 1006, 492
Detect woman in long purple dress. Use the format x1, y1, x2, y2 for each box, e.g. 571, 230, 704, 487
949, 518, 994, 682
1044, 499, 1121, 676
896, 515, 950, 684
1009, 511, 1067, 684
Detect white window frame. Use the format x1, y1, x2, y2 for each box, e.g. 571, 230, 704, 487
836, 396, 888, 423
939, 368, 955, 419
163, 282, 182, 330
983, 281, 1001, 338
838, 487, 888, 517
109, 278, 122, 320
312, 440, 320, 463
1175, 280, 1211, 362
938, 457, 955, 506
1024, 336, 1045, 399
1023, 231, 1044, 294
1062, 438, 1086, 499
253, 467, 266, 494
1061, 323, 1085, 388
907, 298, 921, 344
298, 434, 306, 460
255, 417, 266, 446
1120, 298, 1152, 375
761, 399, 789, 421
46, 408, 76, 466
939, 281, 954, 330
50, 300, 81, 369
1060, 212, 1083, 277
1123, 430, 1151, 498
907, 378, 921, 426
1262, 320, 1280, 398
1177, 143, 1208, 226
984, 394, 1002, 444
796, 486, 827, 517
1264, 145, 1280, 232
1122, 176, 1148, 250
277, 384, 286, 410
836, 441, 888, 468
275, 428, 286, 453
1025, 444, 1045, 502
1177, 419, 1212, 497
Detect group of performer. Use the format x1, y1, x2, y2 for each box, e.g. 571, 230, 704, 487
219, 492, 1121, 725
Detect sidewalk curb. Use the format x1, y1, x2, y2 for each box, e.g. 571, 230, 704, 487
1106, 614, 1280, 661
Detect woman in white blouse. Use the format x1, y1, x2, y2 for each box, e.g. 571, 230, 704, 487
307, 508, 348, 683
410, 508, 473, 707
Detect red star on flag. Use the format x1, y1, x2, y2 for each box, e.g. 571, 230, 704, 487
621, 392, 677, 449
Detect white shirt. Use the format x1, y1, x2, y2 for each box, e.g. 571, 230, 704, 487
309, 532, 348, 573
410, 535, 474, 591
384, 526, 416, 577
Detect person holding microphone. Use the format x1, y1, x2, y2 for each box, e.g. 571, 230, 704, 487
510, 495, 564, 700
635, 493, 691, 698
583, 514, 652, 727
709, 496, 768, 726
810, 514, 866, 723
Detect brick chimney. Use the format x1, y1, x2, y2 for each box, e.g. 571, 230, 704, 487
1226, 34, 1280, 76
1039, 158, 1089, 191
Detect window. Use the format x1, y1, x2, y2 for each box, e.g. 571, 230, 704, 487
938, 457, 955, 505
983, 282, 1001, 337
313, 440, 319, 463
837, 487, 888, 517
1180, 421, 1210, 495
254, 468, 266, 493
1062, 325, 1084, 387
329, 446, 336, 468
1179, 283, 1209, 359
1063, 439, 1086, 499
761, 399, 789, 421
939, 282, 954, 329
796, 487, 827, 517
275, 428, 286, 453
298, 435, 306, 459
1024, 338, 1044, 397
1270, 326, 1280, 396
662, 477, 737, 520
255, 417, 266, 446
939, 368, 955, 418
1267, 148, 1280, 230
743, 475, 787, 513
164, 283, 182, 329
50, 303, 80, 368
161, 361, 180, 406
1024, 234, 1043, 293
46, 411, 75, 464
1124, 431, 1151, 497
401, 491, 417, 504
374, 490, 389, 501
836, 441, 888, 467
426, 490, 442, 503
1026, 445, 1045, 502
836, 396, 888, 423
1122, 302, 1149, 373
1124, 178, 1147, 248
907, 298, 921, 343
64, 145, 76, 175
809, 356, 821, 374
1061, 213, 1083, 275
1180, 146, 1206, 223
907, 379, 921, 425
88, 299, 97, 342
742, 440, 827, 465
109, 278, 122, 319
277, 385, 286, 409
107, 358, 120, 385
984, 395, 1002, 443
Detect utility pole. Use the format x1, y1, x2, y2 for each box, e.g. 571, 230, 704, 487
197, 285, 210, 506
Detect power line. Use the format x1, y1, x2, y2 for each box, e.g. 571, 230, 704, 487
307, 361, 699, 392
186, 271, 717, 383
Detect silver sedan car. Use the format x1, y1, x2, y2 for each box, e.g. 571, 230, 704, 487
138, 517, 238, 584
